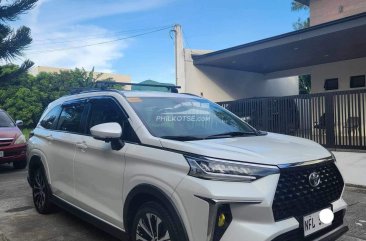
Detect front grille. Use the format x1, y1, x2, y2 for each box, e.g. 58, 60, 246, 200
4, 150, 23, 157
271, 210, 345, 241
0, 138, 13, 147
272, 160, 344, 222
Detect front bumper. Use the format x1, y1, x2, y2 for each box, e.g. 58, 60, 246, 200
209, 198, 347, 241
0, 144, 26, 164
174, 173, 348, 241
313, 224, 348, 241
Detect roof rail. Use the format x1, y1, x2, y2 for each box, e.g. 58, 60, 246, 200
69, 81, 181, 95
95, 81, 181, 93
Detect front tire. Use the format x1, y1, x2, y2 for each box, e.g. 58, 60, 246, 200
13, 159, 27, 169
131, 202, 187, 241
32, 167, 55, 214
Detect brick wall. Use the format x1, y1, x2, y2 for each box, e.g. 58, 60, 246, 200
310, 0, 366, 26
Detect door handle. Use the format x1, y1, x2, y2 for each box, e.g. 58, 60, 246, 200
76, 142, 88, 151
45, 135, 54, 141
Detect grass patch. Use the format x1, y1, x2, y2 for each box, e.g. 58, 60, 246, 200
21, 128, 32, 140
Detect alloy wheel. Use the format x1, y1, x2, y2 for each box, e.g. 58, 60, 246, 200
136, 213, 171, 241
33, 169, 46, 209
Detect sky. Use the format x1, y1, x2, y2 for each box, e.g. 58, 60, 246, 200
14, 0, 308, 84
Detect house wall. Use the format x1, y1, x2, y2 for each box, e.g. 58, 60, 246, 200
310, 0, 366, 26
30, 66, 131, 84
183, 50, 299, 102
267, 57, 366, 94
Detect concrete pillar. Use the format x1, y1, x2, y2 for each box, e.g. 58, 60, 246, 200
174, 24, 186, 92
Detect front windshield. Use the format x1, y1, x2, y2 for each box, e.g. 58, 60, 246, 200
127, 96, 257, 140
0, 111, 15, 128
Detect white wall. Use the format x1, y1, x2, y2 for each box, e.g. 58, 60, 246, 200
266, 57, 366, 94
183, 50, 299, 102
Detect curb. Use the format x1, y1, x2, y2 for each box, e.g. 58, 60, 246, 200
346, 183, 366, 190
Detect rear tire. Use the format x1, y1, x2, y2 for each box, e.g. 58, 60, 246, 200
131, 201, 187, 241
32, 167, 55, 214
13, 160, 27, 169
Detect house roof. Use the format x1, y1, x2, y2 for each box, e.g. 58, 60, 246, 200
192, 13, 366, 73
295, 0, 310, 6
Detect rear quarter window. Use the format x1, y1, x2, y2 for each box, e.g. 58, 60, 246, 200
40, 105, 62, 129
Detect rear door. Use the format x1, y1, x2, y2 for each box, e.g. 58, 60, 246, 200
50, 100, 87, 201
73, 97, 137, 227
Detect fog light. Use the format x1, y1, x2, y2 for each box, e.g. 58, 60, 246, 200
218, 213, 226, 227
213, 204, 232, 241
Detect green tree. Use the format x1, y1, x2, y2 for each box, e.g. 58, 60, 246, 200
291, 1, 311, 94
291, 1, 310, 30
299, 74, 311, 94
0, 0, 38, 82
0, 66, 113, 128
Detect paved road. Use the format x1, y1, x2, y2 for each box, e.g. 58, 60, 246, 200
0, 164, 365, 241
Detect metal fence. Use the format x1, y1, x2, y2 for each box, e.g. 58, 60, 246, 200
218, 89, 366, 150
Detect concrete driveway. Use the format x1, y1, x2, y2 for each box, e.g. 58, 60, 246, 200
0, 164, 365, 241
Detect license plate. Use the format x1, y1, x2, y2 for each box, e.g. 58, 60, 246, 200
304, 208, 332, 236
0, 151, 3, 158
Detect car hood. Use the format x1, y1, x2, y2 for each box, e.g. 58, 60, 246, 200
159, 133, 331, 165
0, 127, 21, 139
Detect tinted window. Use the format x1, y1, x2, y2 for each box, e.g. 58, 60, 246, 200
324, 78, 338, 90
88, 99, 125, 130
0, 111, 15, 127
40, 105, 62, 129
350, 75, 365, 88
88, 98, 139, 143
57, 103, 85, 134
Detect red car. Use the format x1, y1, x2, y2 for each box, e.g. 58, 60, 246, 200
0, 109, 27, 169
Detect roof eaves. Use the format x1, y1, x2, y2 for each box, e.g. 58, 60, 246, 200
192, 12, 366, 62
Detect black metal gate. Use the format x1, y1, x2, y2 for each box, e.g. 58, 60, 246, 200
218, 89, 366, 150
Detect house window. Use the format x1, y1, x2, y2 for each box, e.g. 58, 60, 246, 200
350, 75, 365, 88
324, 78, 338, 90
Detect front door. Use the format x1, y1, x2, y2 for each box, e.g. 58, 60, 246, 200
73, 97, 129, 227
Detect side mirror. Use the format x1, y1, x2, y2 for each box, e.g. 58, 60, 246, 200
90, 122, 124, 150
16, 120, 23, 127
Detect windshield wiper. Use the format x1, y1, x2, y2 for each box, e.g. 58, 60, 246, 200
160, 136, 204, 141
205, 131, 258, 139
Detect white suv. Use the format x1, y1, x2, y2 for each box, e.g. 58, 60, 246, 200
27, 88, 348, 241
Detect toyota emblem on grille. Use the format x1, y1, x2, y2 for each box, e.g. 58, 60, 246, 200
309, 172, 321, 187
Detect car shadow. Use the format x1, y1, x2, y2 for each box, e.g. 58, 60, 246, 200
0, 163, 22, 174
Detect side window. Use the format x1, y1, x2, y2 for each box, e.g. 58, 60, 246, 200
40, 105, 62, 129
87, 98, 140, 143
57, 103, 85, 134
87, 98, 126, 132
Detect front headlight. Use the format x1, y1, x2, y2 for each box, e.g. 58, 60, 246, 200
185, 155, 279, 182
14, 134, 26, 144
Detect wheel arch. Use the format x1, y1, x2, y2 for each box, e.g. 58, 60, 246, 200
123, 184, 189, 240
28, 150, 51, 187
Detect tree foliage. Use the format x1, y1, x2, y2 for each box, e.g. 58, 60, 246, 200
0, 66, 111, 127
0, 0, 38, 82
291, 1, 311, 93
299, 74, 311, 94
291, 1, 308, 12
291, 1, 310, 30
